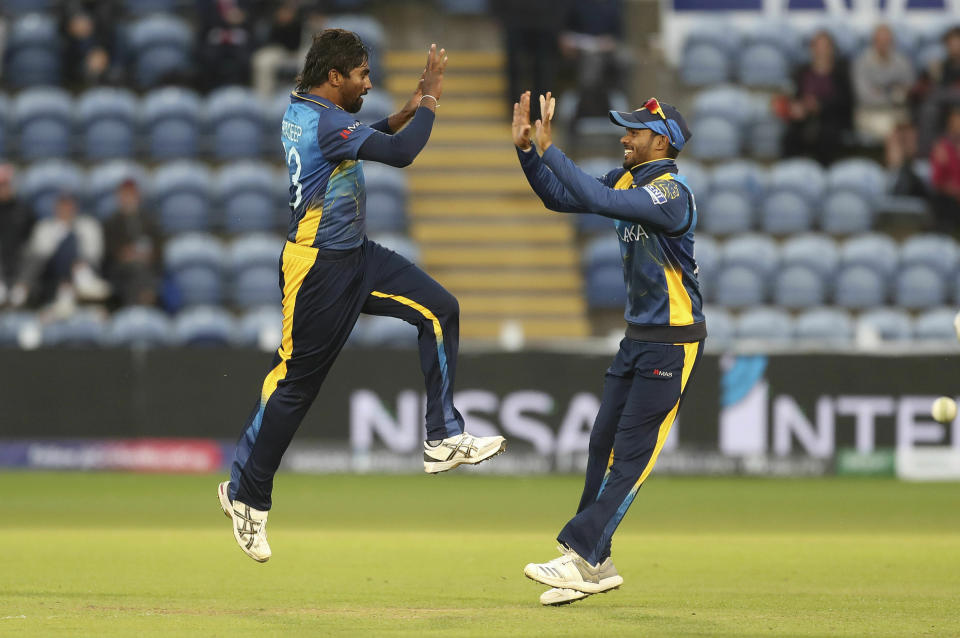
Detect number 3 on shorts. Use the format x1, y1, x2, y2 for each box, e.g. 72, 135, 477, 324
287, 145, 303, 209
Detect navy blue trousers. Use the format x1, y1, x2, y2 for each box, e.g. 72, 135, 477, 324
229, 238, 465, 510
557, 338, 703, 565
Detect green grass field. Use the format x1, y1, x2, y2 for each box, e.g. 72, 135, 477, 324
2, 473, 959, 637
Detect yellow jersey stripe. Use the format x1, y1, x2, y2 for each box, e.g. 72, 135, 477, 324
290, 91, 330, 108
664, 266, 694, 326
614, 171, 634, 190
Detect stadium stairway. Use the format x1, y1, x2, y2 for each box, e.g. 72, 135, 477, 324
385, 50, 590, 340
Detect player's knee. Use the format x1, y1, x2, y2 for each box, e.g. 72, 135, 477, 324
435, 290, 459, 320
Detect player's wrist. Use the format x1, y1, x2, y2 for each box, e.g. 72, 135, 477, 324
420, 94, 439, 107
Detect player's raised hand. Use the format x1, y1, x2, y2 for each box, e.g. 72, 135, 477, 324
512, 91, 532, 150
420, 43, 448, 105
533, 91, 556, 151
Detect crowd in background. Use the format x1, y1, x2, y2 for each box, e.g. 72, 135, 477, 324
777, 23, 960, 232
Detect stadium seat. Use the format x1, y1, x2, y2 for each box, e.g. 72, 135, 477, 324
231, 267, 281, 308
735, 306, 795, 343
584, 235, 622, 271
762, 159, 825, 234
369, 233, 421, 264
744, 19, 802, 60
722, 233, 779, 278
780, 234, 839, 281
701, 305, 734, 348
42, 310, 107, 348
692, 86, 755, 127
12, 87, 73, 160
363, 163, 408, 233
77, 88, 139, 160
85, 161, 149, 220
840, 233, 899, 279
108, 306, 173, 347
900, 234, 959, 279
833, 265, 887, 309
0, 311, 39, 348
129, 14, 193, 88
19, 160, 84, 218
172, 306, 235, 347
165, 232, 227, 273
714, 265, 765, 307
236, 305, 283, 350
680, 43, 731, 86
894, 265, 946, 310
357, 90, 394, 125
678, 160, 710, 200
737, 42, 791, 88
142, 87, 203, 159
701, 161, 764, 235
151, 162, 214, 233
4, 13, 61, 88
773, 265, 825, 309
857, 307, 913, 343
228, 233, 283, 274
218, 162, 282, 233
913, 307, 959, 341
821, 191, 873, 235
688, 116, 741, 161
760, 190, 815, 235
794, 307, 854, 345
693, 234, 720, 302
353, 314, 418, 348
585, 265, 626, 309
751, 109, 784, 160
767, 158, 827, 202
206, 87, 267, 159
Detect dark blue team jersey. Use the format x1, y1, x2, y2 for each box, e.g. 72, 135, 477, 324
280, 92, 375, 250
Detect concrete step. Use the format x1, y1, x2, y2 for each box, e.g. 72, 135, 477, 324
410, 196, 547, 218
386, 74, 505, 96
423, 97, 506, 120
409, 171, 531, 195
436, 269, 581, 291
414, 146, 516, 169
460, 317, 592, 339
428, 123, 511, 144
422, 246, 578, 268
459, 293, 585, 315
412, 222, 572, 243
385, 50, 504, 72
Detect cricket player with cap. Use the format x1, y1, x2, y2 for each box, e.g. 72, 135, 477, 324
217, 29, 506, 564
512, 91, 706, 605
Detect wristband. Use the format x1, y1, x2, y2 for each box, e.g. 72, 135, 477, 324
420, 94, 439, 107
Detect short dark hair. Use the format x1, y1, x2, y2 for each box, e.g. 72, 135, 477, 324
944, 26, 960, 44
295, 29, 368, 92
665, 145, 680, 160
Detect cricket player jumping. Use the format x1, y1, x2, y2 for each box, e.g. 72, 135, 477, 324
512, 91, 706, 605
217, 29, 506, 563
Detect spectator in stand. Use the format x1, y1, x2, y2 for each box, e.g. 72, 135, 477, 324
930, 106, 960, 233
852, 24, 915, 142
197, 0, 256, 91
491, 0, 571, 122
559, 0, 625, 124
59, 0, 122, 89
104, 179, 162, 307
0, 164, 32, 306
916, 26, 960, 154
930, 26, 960, 89
251, 0, 312, 98
781, 30, 854, 165
886, 122, 927, 198
9, 192, 110, 316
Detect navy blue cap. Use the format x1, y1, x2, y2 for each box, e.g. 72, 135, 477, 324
609, 99, 691, 151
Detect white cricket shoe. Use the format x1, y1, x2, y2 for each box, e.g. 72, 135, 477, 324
524, 545, 623, 594
423, 431, 506, 474
540, 588, 590, 606
217, 481, 271, 563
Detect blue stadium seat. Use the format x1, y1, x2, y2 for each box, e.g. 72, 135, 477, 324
236, 306, 283, 350
353, 315, 418, 348
357, 90, 394, 124
151, 162, 214, 233
780, 234, 839, 281
142, 87, 203, 159
751, 109, 784, 160
701, 161, 764, 235
773, 265, 825, 309
736, 306, 794, 343
688, 117, 741, 160
228, 233, 283, 274
172, 306, 235, 347
722, 233, 779, 278
108, 306, 173, 347
760, 191, 814, 235
129, 14, 193, 88
858, 307, 913, 342
913, 307, 959, 341
794, 307, 854, 345
4, 13, 61, 88
744, 19, 802, 60
767, 158, 827, 202
840, 233, 899, 278
0, 311, 38, 348
165, 232, 227, 273
834, 265, 887, 309
77, 88, 138, 160
219, 162, 281, 233
821, 191, 873, 235
85, 161, 149, 220
762, 159, 825, 234
12, 87, 73, 160
678, 160, 710, 200
693, 234, 720, 302
584, 235, 621, 271
42, 310, 107, 348
19, 160, 84, 218
363, 163, 408, 233
900, 234, 959, 279
232, 267, 281, 308
701, 305, 734, 348
207, 87, 267, 159
369, 233, 421, 264
585, 265, 626, 309
715, 265, 765, 307
895, 265, 946, 310
681, 42, 731, 86
737, 42, 791, 88
692, 86, 755, 127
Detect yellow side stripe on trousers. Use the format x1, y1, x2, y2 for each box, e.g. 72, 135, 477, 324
631, 341, 700, 489
369, 291, 442, 339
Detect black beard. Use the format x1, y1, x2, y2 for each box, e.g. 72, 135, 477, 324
346, 96, 363, 113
